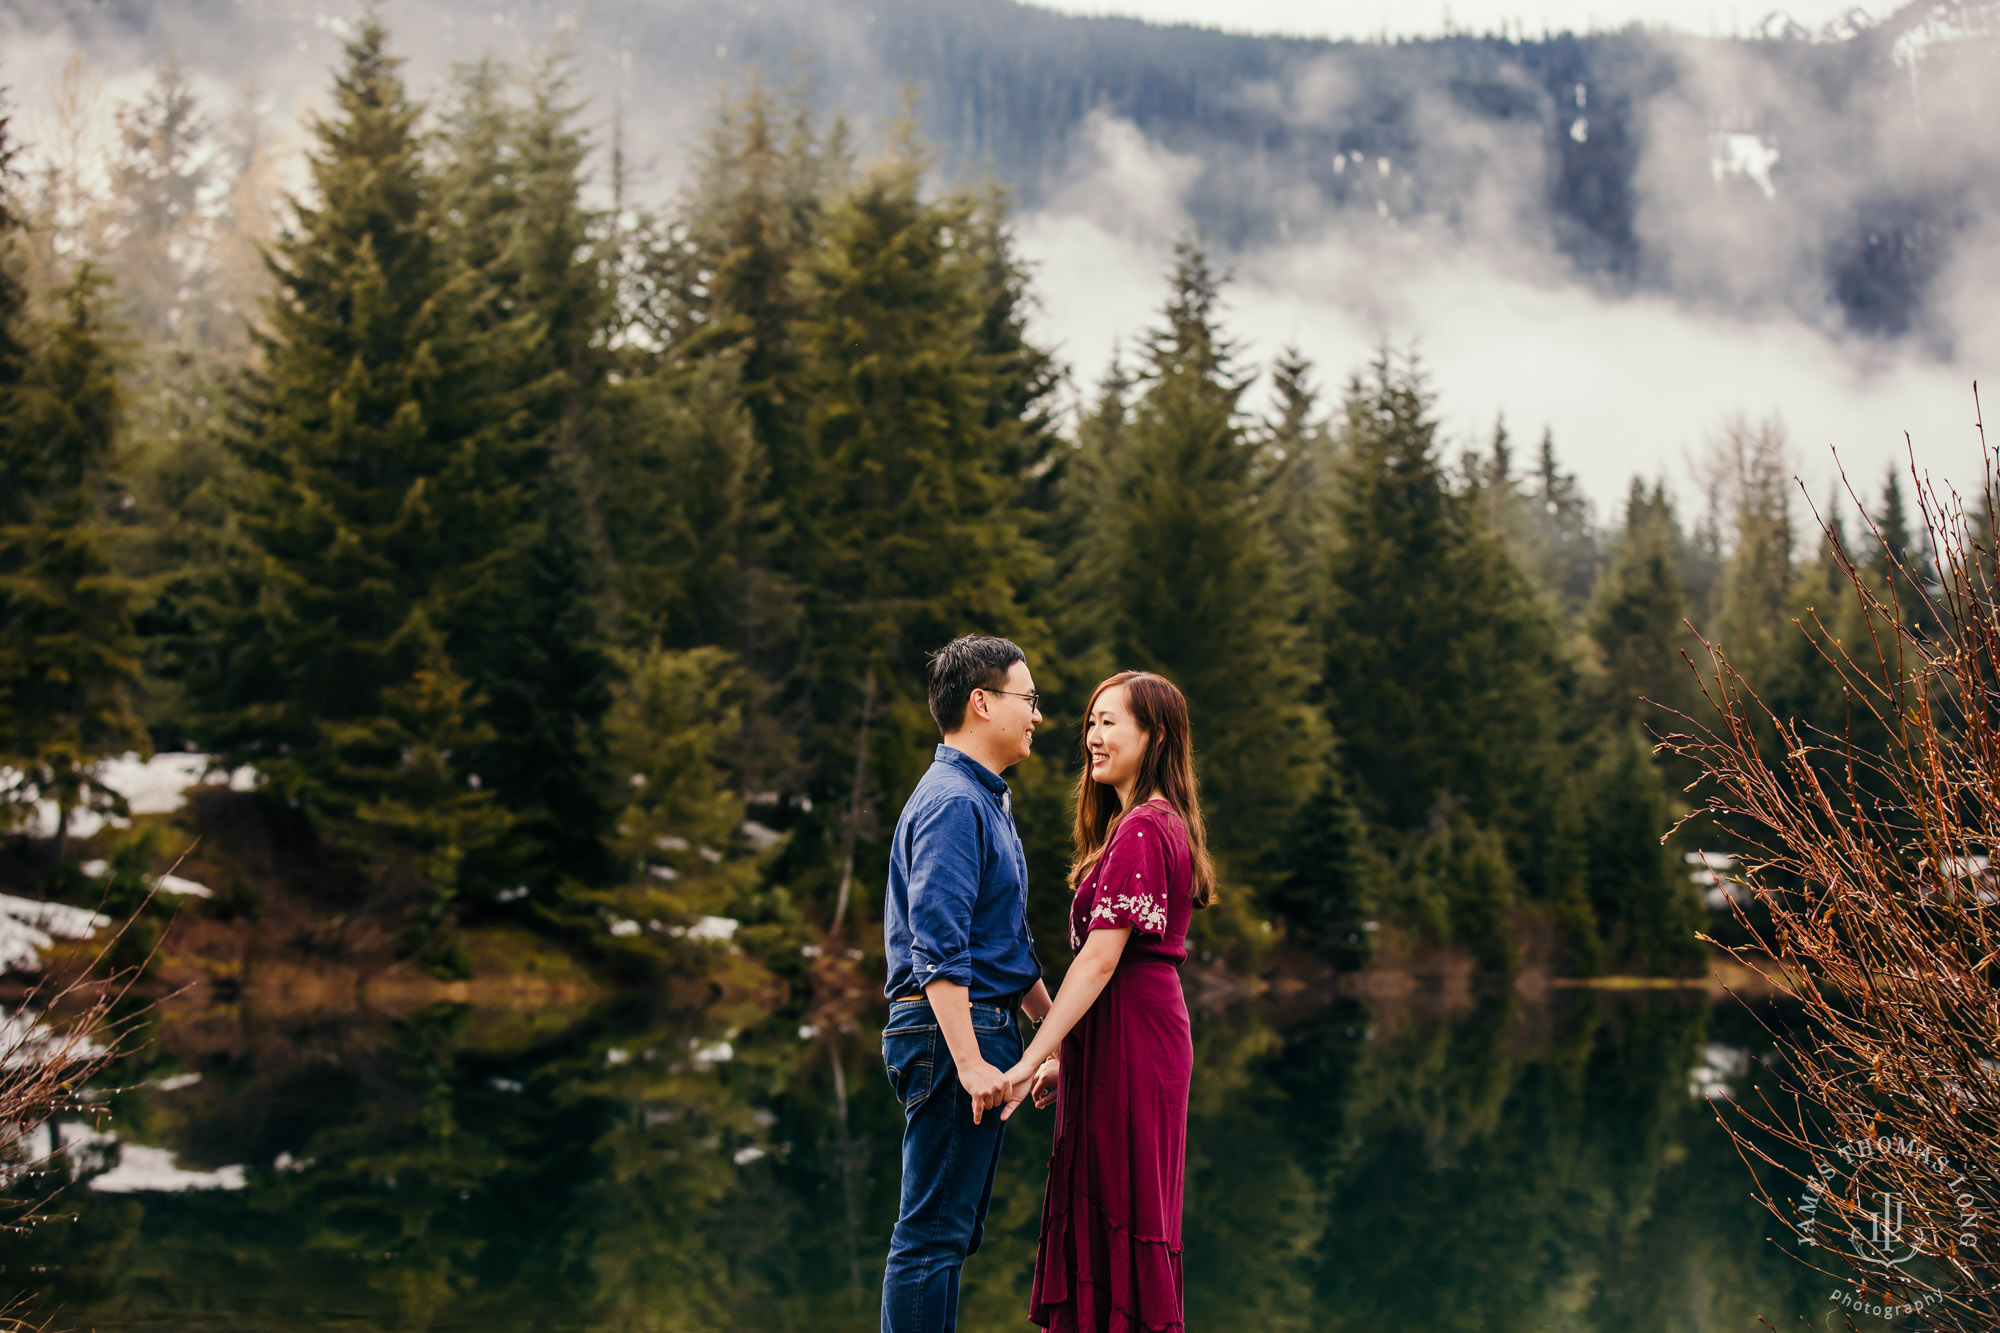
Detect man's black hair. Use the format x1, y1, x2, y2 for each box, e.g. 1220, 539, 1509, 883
926, 635, 1026, 734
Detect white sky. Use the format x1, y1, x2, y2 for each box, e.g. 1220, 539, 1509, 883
1025, 0, 1883, 40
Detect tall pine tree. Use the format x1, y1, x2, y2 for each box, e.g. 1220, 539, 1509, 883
1321, 351, 1561, 862
787, 143, 1048, 924
1583, 726, 1701, 973
1262, 345, 1337, 599
437, 55, 621, 891
185, 20, 522, 911
1067, 242, 1322, 882
1712, 415, 1796, 692
0, 258, 147, 861
1869, 463, 1941, 642
1267, 763, 1374, 966
1589, 479, 1697, 730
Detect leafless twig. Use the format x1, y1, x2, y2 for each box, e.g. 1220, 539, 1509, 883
1664, 388, 2000, 1328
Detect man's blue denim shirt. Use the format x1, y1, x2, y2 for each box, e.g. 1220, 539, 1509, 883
882, 744, 1041, 1003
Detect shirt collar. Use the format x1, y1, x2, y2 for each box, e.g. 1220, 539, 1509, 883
935, 743, 1010, 797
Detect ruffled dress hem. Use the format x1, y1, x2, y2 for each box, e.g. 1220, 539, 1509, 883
1030, 1192, 1185, 1331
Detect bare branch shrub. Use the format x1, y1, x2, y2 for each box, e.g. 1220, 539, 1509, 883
0, 868, 175, 1331
1667, 391, 2000, 1327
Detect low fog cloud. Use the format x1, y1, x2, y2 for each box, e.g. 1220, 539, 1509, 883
1017, 73, 1996, 521
8, 0, 1995, 524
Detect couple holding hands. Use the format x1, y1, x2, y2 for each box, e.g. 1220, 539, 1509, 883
880, 635, 1210, 1332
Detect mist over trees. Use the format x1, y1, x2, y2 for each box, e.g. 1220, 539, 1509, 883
10, 0, 1997, 348
0, 18, 1927, 977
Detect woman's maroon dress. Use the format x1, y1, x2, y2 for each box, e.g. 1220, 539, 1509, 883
1031, 799, 1194, 1332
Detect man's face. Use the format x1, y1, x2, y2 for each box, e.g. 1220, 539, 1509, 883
980, 660, 1043, 768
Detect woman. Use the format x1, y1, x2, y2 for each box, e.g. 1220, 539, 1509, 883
1001, 670, 1213, 1332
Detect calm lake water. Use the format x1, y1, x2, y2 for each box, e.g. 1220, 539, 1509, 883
0, 985, 1864, 1331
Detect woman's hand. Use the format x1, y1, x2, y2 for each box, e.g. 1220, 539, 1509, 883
999, 1058, 1058, 1119
1028, 1057, 1059, 1109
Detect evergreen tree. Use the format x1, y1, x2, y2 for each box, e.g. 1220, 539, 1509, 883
466, 479, 620, 891
1759, 512, 1902, 821
1262, 345, 1337, 602
0, 109, 29, 434
659, 86, 844, 565
1396, 805, 1517, 972
1041, 348, 1135, 702
0, 260, 148, 860
1268, 763, 1374, 967
105, 63, 217, 346
605, 358, 769, 652
1545, 783, 1602, 975
1712, 416, 1795, 691
437, 55, 621, 891
184, 19, 523, 907
1589, 479, 1697, 729
1525, 430, 1599, 612
606, 643, 751, 887
108, 65, 243, 741
967, 188, 1066, 519
1583, 727, 1700, 973
665, 85, 844, 396
786, 144, 1045, 917
1471, 423, 1598, 621
1069, 242, 1322, 879
1321, 351, 1561, 870
604, 87, 839, 801
1869, 463, 1941, 641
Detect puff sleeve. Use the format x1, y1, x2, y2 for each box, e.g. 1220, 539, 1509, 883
1082, 810, 1171, 938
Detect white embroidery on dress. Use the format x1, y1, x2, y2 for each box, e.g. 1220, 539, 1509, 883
1091, 891, 1166, 935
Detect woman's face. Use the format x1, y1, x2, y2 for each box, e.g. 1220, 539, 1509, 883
1086, 684, 1148, 793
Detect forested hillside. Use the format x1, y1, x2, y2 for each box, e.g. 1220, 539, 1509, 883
0, 16, 1947, 980
10, 0, 1998, 345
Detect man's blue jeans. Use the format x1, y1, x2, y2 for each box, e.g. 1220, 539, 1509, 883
880, 995, 1024, 1332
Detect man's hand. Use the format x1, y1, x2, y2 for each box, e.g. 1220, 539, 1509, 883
957, 1055, 1009, 1124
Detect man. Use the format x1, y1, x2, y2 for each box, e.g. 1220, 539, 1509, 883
880, 634, 1053, 1332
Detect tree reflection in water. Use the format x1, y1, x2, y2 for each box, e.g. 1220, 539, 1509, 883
1, 990, 1828, 1330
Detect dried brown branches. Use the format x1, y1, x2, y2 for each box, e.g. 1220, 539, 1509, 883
1665, 389, 2000, 1328
0, 859, 178, 1331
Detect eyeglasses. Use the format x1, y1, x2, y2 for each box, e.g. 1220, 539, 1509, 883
981, 687, 1042, 711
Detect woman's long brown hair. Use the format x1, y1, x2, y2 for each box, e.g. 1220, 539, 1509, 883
1068, 671, 1215, 909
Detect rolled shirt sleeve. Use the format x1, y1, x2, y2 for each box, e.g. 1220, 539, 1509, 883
905, 796, 985, 988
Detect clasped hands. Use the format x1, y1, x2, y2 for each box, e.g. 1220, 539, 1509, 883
959, 1055, 1060, 1123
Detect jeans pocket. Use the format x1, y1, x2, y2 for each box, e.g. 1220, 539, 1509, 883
882, 1024, 938, 1112
969, 1004, 1012, 1035
975, 1016, 1023, 1072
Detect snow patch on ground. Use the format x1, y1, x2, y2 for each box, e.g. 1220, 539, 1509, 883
4, 751, 256, 841
79, 861, 214, 901
1, 1009, 105, 1072
682, 916, 738, 944
690, 1039, 734, 1069
738, 820, 782, 852
88, 1144, 248, 1193
0, 895, 111, 973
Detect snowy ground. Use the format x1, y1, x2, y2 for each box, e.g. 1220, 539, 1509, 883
0, 752, 249, 969
5, 751, 256, 842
